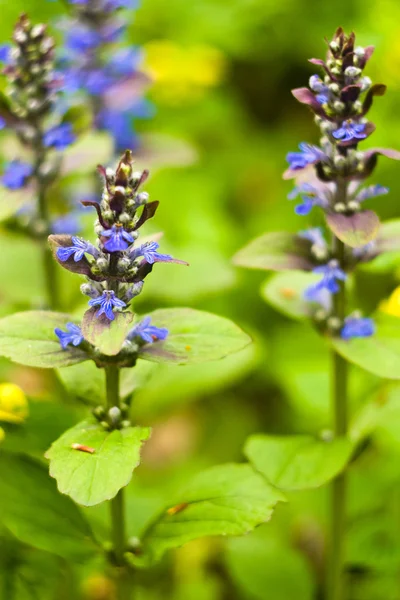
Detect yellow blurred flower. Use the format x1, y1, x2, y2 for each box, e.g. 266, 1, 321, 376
143, 40, 225, 104
380, 286, 400, 317
0, 383, 29, 424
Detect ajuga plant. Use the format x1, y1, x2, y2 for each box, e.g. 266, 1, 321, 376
0, 15, 81, 309
53, 0, 151, 153
234, 28, 400, 600
0, 149, 288, 598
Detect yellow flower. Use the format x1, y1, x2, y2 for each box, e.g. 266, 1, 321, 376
143, 40, 225, 104
380, 286, 400, 317
0, 383, 29, 424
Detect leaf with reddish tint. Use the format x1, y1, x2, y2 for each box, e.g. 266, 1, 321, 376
48, 235, 102, 281
325, 210, 380, 248
362, 84, 386, 115
134, 201, 159, 230
138, 308, 251, 365
233, 232, 314, 272
291, 88, 324, 114
81, 309, 134, 356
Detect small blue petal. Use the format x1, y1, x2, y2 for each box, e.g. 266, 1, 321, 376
340, 317, 375, 340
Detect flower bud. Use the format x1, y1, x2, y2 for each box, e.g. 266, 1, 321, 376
136, 192, 149, 205
347, 200, 360, 212
93, 406, 106, 420
334, 202, 346, 213
96, 257, 108, 272
121, 420, 131, 428
117, 257, 131, 272
345, 66, 362, 79
108, 406, 121, 426
119, 212, 131, 224
333, 101, 345, 113
100, 421, 110, 431
328, 83, 340, 95
327, 316, 342, 332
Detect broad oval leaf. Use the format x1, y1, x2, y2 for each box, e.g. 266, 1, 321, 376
244, 433, 353, 490
325, 210, 380, 248
138, 308, 251, 364
233, 232, 313, 272
260, 271, 319, 320
331, 313, 400, 380
81, 308, 134, 356
46, 420, 151, 506
139, 463, 285, 564
0, 311, 88, 368
0, 452, 97, 559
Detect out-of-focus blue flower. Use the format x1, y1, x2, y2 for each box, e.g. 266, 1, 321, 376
85, 69, 113, 95
286, 143, 326, 170
88, 290, 126, 320
102, 224, 134, 252
97, 109, 139, 151
66, 27, 102, 53
2, 161, 33, 190
127, 316, 168, 344
340, 316, 375, 340
354, 184, 389, 203
57, 236, 98, 262
55, 322, 84, 349
332, 120, 367, 142
0, 117, 6, 130
51, 214, 81, 234
0, 44, 11, 63
43, 123, 76, 150
288, 183, 329, 216
108, 47, 141, 75
305, 259, 346, 301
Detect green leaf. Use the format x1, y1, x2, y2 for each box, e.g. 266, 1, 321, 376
62, 105, 92, 135
0, 311, 88, 368
260, 271, 319, 320
46, 420, 151, 506
0, 452, 97, 559
331, 313, 400, 380
226, 533, 315, 600
138, 308, 251, 364
81, 308, 134, 356
140, 463, 285, 563
232, 232, 313, 272
244, 433, 353, 490
325, 210, 380, 248
0, 186, 34, 223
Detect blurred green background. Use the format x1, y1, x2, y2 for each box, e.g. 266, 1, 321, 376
1, 0, 400, 598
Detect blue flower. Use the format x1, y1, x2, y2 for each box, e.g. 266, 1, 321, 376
43, 123, 76, 150
340, 316, 375, 340
305, 260, 346, 300
2, 161, 33, 190
127, 316, 168, 344
102, 224, 134, 252
88, 290, 126, 321
0, 117, 6, 130
309, 74, 327, 93
97, 109, 139, 151
66, 27, 102, 53
0, 44, 11, 63
286, 143, 326, 171
332, 120, 367, 142
57, 236, 97, 262
108, 48, 141, 76
355, 184, 389, 203
288, 183, 328, 216
130, 241, 177, 264
55, 322, 84, 349
316, 93, 329, 105
85, 69, 113, 95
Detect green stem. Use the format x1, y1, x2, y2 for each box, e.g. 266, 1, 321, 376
328, 234, 348, 600
105, 365, 132, 600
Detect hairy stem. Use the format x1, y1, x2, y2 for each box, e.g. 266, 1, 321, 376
328, 182, 348, 600
105, 365, 132, 600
